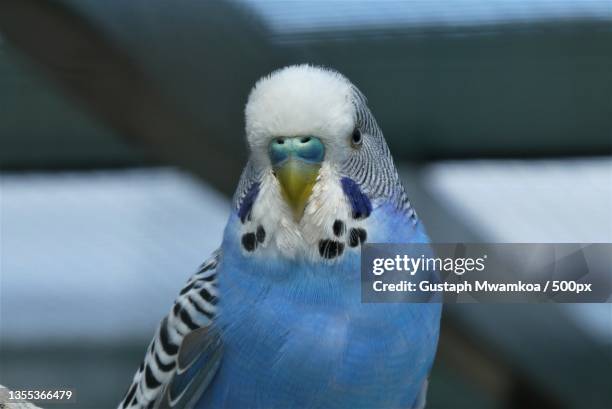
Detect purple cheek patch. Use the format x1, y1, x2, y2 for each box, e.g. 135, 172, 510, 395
340, 177, 372, 220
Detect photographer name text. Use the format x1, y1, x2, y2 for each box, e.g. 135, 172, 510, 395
373, 280, 592, 294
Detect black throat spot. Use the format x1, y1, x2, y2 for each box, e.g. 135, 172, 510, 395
319, 239, 345, 259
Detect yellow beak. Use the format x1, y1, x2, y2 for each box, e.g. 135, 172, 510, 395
274, 159, 321, 221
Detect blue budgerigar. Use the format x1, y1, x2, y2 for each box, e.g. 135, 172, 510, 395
119, 65, 441, 409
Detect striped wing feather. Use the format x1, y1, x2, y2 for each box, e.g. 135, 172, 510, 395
119, 251, 222, 409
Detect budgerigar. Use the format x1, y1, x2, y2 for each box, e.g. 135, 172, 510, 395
119, 65, 441, 409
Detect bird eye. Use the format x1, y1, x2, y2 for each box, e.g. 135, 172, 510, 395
351, 128, 362, 147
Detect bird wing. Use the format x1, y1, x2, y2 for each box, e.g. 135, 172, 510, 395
119, 251, 223, 409
410, 378, 430, 409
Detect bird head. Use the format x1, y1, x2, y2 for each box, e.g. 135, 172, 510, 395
234, 65, 409, 259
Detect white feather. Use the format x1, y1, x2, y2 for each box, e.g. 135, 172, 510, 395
244, 163, 363, 261
245, 64, 356, 167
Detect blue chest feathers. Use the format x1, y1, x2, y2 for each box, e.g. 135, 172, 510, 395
198, 201, 441, 408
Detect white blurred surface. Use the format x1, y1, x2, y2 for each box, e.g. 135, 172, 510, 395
422, 157, 612, 344
0, 168, 229, 344
237, 0, 612, 35
424, 157, 612, 243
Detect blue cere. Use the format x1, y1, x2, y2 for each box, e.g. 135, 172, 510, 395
269, 136, 325, 166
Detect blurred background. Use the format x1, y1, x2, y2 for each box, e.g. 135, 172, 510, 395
0, 1, 611, 408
